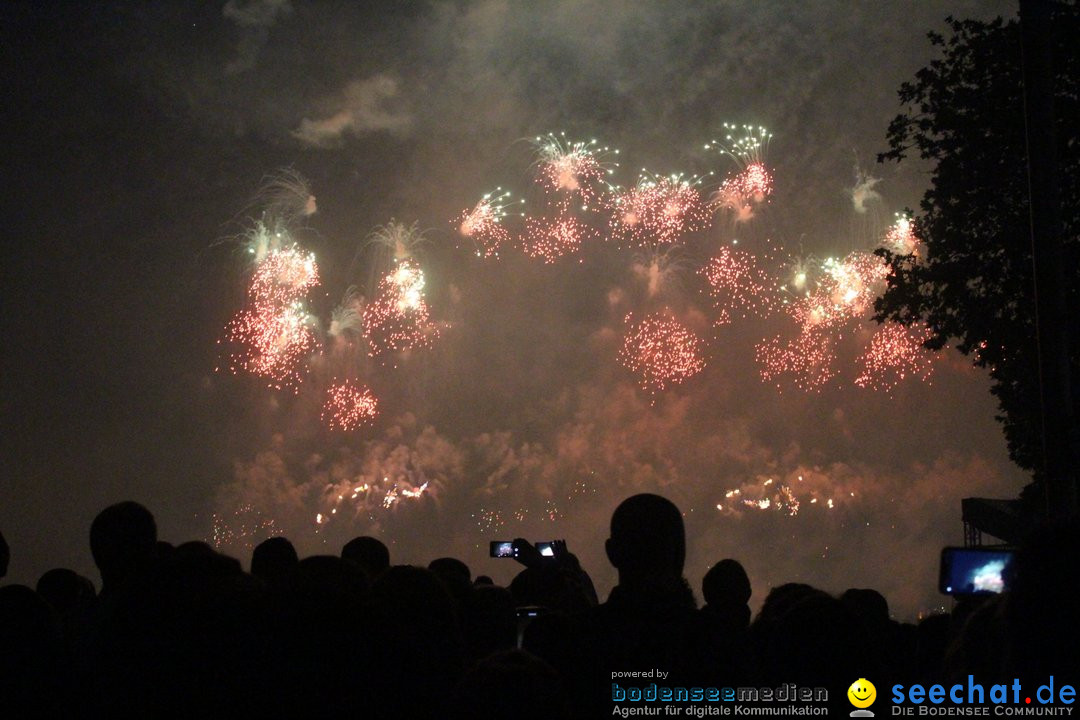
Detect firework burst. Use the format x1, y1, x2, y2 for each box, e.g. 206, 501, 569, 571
362, 259, 438, 361
854, 322, 936, 392
619, 312, 706, 395
883, 213, 920, 256
249, 245, 320, 306
456, 188, 524, 259
608, 174, 711, 248
755, 327, 838, 392
701, 247, 779, 322
219, 301, 319, 391
522, 213, 596, 263
534, 132, 618, 211
322, 380, 379, 431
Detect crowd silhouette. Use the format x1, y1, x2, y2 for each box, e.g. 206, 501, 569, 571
0, 494, 1076, 719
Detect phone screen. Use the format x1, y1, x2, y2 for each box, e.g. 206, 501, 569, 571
490, 541, 515, 558
939, 547, 1014, 595
537, 542, 555, 558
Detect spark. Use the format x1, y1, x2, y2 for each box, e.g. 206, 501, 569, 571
249, 245, 320, 306
362, 259, 438, 360
854, 322, 936, 392
209, 504, 278, 550
701, 247, 779, 322
619, 312, 706, 395
608, 174, 711, 248
322, 380, 379, 431
456, 188, 524, 259
755, 327, 838, 392
219, 301, 319, 392
883, 213, 920, 256
534, 132, 618, 211
523, 213, 595, 263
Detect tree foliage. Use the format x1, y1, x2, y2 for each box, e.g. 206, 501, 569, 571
876, 9, 1080, 476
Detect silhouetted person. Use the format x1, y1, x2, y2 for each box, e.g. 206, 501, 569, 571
1003, 516, 1080, 683
0, 529, 9, 578
341, 535, 390, 578
250, 535, 298, 584
700, 559, 752, 682
89, 501, 156, 594
525, 494, 706, 718
365, 565, 466, 719
454, 649, 570, 720
0, 584, 63, 717
702, 558, 752, 629
36, 568, 96, 616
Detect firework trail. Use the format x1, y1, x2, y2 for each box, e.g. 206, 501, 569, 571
701, 247, 780, 323
533, 132, 618, 212
328, 286, 364, 339
632, 245, 694, 299
619, 312, 706, 396
522, 213, 596, 263
365, 220, 427, 271
850, 164, 882, 214
854, 322, 936, 392
362, 259, 438, 361
455, 188, 524, 259
607, 174, 711, 249
322, 380, 379, 431
254, 168, 318, 222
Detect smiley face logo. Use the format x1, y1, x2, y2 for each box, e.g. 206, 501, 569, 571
848, 678, 876, 709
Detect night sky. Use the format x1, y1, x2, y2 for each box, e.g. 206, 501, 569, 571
1, 0, 1026, 617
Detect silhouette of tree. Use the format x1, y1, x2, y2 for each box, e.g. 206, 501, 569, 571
876, 9, 1079, 486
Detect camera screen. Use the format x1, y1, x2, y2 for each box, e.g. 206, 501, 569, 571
490, 541, 516, 558
537, 542, 555, 557
939, 548, 1013, 595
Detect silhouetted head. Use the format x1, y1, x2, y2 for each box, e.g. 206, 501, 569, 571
703, 558, 751, 607
0, 530, 8, 578
841, 587, 890, 629
251, 535, 298, 583
454, 649, 570, 720
429, 556, 471, 583
341, 535, 390, 577
605, 494, 685, 585
36, 568, 96, 614
89, 501, 157, 590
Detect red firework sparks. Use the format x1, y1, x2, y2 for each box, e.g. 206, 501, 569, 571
854, 322, 936, 392
249, 246, 319, 305
755, 327, 838, 393
523, 214, 595, 263
322, 380, 379, 430
534, 134, 613, 211
456, 190, 519, 259
219, 301, 319, 392
619, 313, 706, 394
362, 260, 438, 360
701, 247, 779, 322
608, 176, 711, 248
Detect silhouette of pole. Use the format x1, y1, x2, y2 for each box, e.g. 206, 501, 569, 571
1019, 0, 1078, 516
